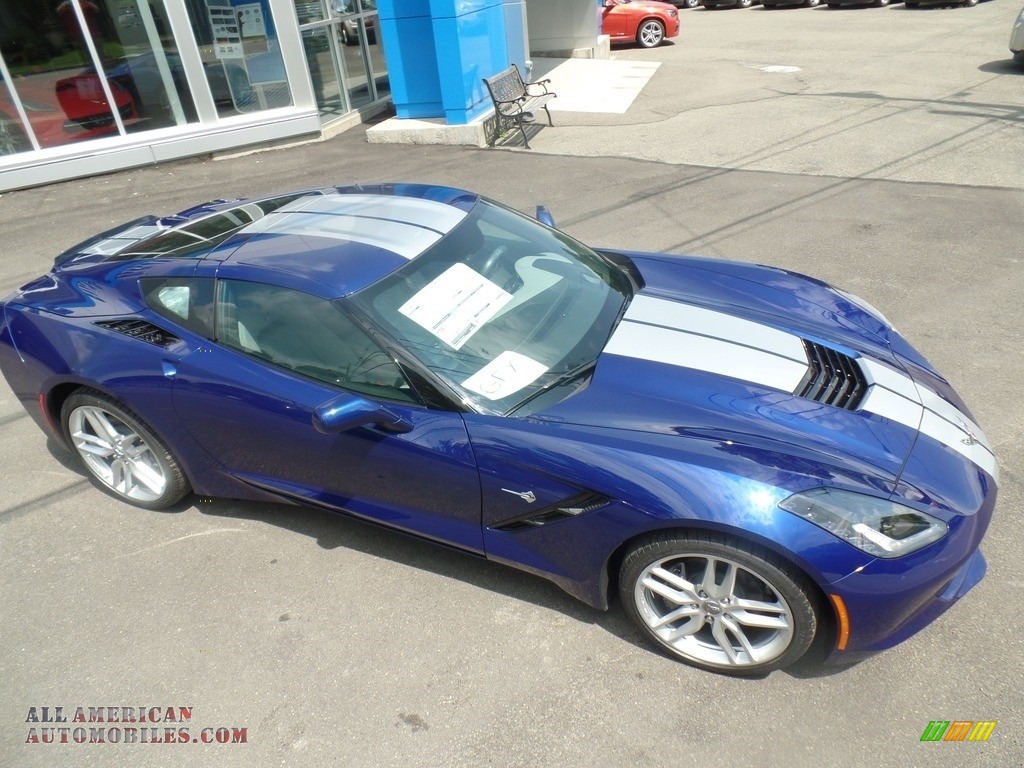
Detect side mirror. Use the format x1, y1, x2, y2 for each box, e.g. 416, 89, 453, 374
313, 392, 412, 435
535, 205, 555, 228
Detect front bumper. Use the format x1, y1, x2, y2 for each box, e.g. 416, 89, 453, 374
822, 483, 993, 662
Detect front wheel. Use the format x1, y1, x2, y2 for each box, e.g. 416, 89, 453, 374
619, 532, 817, 675
62, 390, 190, 510
636, 19, 665, 48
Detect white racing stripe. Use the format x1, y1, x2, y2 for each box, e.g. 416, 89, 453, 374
626, 295, 807, 362
242, 211, 442, 260
271, 194, 467, 234
605, 296, 809, 394
606, 293, 999, 483
242, 194, 467, 259
605, 320, 808, 392
861, 359, 998, 482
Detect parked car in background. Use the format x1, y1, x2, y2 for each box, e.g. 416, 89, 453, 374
662, 0, 701, 8
905, 0, 984, 7
601, 0, 680, 48
702, 0, 760, 9
825, 0, 901, 7
1010, 4, 1024, 56
763, 0, 821, 8
331, 0, 377, 45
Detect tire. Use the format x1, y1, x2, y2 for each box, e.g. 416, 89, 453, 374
636, 19, 665, 48
737, 0, 754, 6
683, 0, 701, 7
874, 0, 889, 6
963, 0, 978, 6
62, 389, 190, 510
806, 0, 821, 6
619, 531, 817, 675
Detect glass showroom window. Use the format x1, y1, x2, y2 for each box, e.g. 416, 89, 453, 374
184, 0, 293, 116
0, 0, 189, 155
295, 0, 387, 122
333, 0, 388, 109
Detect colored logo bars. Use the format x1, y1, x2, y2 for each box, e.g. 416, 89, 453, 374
920, 721, 997, 742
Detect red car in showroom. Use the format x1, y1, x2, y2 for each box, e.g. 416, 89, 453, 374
601, 0, 680, 48
1, 70, 135, 155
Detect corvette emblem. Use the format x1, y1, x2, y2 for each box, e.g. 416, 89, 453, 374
501, 488, 537, 503
957, 417, 980, 446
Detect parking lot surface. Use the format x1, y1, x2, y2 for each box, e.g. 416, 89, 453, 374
1, 4, 1022, 767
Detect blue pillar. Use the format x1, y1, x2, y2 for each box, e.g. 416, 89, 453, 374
378, 0, 527, 125
377, 0, 443, 119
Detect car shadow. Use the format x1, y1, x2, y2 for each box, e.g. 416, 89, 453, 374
193, 494, 861, 680
45, 434, 860, 679
978, 59, 1024, 76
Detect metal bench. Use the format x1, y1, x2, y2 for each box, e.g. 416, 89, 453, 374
482, 64, 556, 149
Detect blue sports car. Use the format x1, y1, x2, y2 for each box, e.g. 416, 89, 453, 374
0, 184, 997, 675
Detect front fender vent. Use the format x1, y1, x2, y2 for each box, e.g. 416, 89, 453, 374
95, 318, 181, 348
491, 492, 611, 532
794, 340, 867, 411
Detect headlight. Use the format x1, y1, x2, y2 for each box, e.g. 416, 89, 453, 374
779, 488, 947, 558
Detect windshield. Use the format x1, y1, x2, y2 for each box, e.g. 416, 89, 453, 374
349, 200, 633, 415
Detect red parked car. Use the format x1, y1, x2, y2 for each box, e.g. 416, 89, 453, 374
601, 0, 680, 49
1, 70, 135, 155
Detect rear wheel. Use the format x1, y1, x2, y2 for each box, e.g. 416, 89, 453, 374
62, 390, 190, 510
619, 532, 817, 675
683, 0, 701, 7
737, 0, 754, 6
636, 19, 666, 48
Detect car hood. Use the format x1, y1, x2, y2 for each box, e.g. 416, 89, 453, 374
531, 252, 998, 492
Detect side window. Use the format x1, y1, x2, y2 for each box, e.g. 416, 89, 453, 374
140, 277, 215, 337
215, 280, 416, 403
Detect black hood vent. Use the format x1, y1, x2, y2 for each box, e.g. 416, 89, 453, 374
794, 341, 867, 411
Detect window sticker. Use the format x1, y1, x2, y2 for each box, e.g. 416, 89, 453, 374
398, 264, 512, 350
462, 351, 549, 401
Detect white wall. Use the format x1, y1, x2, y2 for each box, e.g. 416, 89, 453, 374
524, 0, 604, 58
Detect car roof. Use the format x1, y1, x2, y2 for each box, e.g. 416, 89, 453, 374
211, 184, 479, 298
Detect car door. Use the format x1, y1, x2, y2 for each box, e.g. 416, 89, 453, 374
602, 2, 627, 38
160, 277, 484, 552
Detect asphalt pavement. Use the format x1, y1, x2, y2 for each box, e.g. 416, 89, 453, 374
1, 4, 1022, 767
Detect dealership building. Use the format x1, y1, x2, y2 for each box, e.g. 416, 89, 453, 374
0, 0, 604, 192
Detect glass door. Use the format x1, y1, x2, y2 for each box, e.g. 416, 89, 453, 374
294, 0, 387, 123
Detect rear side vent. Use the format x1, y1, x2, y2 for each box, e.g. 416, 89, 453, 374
491, 492, 611, 532
95, 318, 181, 348
794, 341, 867, 411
